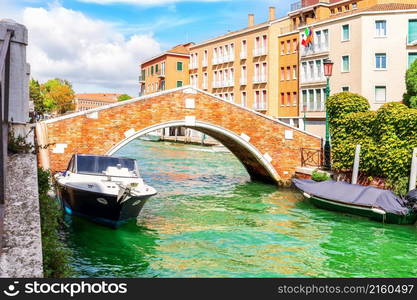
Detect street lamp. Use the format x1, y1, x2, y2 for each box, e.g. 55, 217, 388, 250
323, 58, 334, 170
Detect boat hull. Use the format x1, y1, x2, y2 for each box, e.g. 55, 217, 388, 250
308, 195, 417, 225
56, 183, 155, 228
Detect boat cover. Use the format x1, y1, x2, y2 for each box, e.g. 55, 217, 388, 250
292, 179, 409, 216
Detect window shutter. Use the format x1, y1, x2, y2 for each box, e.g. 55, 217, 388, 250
408, 20, 417, 43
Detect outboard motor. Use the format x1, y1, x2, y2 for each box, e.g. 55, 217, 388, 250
405, 189, 417, 213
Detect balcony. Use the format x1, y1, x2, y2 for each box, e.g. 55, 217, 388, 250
202, 82, 208, 90
253, 74, 267, 84
300, 74, 326, 85
139, 75, 145, 83
300, 43, 329, 57
254, 102, 267, 111
240, 77, 247, 85
156, 70, 165, 78
240, 51, 247, 59
212, 81, 221, 88
253, 47, 267, 57
223, 79, 234, 87
202, 59, 208, 67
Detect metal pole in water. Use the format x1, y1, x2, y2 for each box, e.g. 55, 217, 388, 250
352, 144, 361, 185
409, 148, 417, 192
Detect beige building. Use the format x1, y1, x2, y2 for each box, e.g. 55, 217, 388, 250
74, 93, 120, 111
298, 2, 417, 136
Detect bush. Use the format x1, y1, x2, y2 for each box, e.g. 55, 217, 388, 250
38, 168, 73, 277
312, 170, 330, 182
404, 59, 417, 108
328, 92, 417, 194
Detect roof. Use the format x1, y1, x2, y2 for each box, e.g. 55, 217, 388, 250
141, 42, 193, 66
304, 2, 417, 27
75, 93, 121, 102
190, 21, 270, 49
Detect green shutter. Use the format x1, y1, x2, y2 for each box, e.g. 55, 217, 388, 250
409, 53, 417, 68
409, 20, 417, 43
177, 62, 183, 71
156, 64, 159, 73
176, 81, 183, 87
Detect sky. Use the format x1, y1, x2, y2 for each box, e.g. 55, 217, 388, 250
1, 0, 293, 96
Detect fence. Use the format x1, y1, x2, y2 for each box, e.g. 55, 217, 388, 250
0, 29, 13, 205
300, 147, 323, 168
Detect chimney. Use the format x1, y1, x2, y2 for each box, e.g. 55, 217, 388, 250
248, 14, 254, 27
268, 7, 276, 21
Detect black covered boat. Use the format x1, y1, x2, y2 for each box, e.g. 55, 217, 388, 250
54, 154, 157, 228
293, 179, 417, 225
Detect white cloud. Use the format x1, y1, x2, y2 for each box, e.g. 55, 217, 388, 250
78, 0, 225, 5
23, 3, 161, 95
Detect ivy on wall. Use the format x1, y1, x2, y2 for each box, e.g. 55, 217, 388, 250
328, 92, 417, 195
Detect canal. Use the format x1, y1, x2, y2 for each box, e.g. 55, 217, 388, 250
66, 139, 417, 277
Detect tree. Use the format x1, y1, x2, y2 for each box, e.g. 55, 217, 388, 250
40, 78, 75, 114
29, 79, 46, 116
118, 94, 132, 101
403, 59, 417, 108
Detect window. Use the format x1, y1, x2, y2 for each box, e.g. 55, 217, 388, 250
281, 41, 285, 55
281, 67, 285, 81
293, 65, 297, 79
308, 90, 314, 111
408, 20, 417, 44
375, 86, 386, 103
286, 66, 291, 80
375, 20, 387, 37
302, 90, 307, 109
281, 93, 285, 106
293, 92, 297, 106
160, 80, 165, 91
315, 89, 322, 111
375, 53, 387, 69
352, 2, 357, 9
342, 55, 350, 72
241, 92, 247, 107
331, 8, 335, 14
293, 39, 297, 53
338, 7, 342, 13
151, 66, 154, 75
287, 92, 291, 106
287, 40, 291, 54
177, 62, 183, 71
323, 29, 329, 49
408, 53, 417, 68
155, 64, 159, 73
230, 93, 234, 103
176, 81, 183, 87
342, 86, 350, 92
342, 24, 350, 41
345, 5, 349, 11
316, 60, 322, 78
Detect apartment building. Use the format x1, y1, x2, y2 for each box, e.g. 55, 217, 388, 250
297, 2, 417, 136
189, 9, 276, 114
139, 43, 193, 96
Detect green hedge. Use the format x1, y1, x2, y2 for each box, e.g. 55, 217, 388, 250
328, 93, 417, 195
38, 168, 73, 277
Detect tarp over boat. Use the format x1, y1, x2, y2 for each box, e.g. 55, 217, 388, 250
292, 179, 410, 216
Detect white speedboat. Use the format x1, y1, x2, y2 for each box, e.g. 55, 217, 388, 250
54, 154, 157, 227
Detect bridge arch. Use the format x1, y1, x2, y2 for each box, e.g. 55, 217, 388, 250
37, 86, 322, 185
106, 120, 280, 183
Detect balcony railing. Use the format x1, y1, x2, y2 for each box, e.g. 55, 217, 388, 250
254, 102, 267, 111
240, 51, 247, 59
202, 59, 208, 67
202, 82, 208, 89
156, 70, 165, 77
300, 43, 329, 57
253, 47, 267, 57
300, 74, 326, 84
253, 74, 267, 84
240, 77, 247, 85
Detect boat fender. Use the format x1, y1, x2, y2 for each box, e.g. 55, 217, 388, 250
97, 198, 108, 205
371, 207, 386, 215
303, 192, 312, 199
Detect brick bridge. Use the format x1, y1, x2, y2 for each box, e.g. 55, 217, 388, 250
36, 87, 321, 184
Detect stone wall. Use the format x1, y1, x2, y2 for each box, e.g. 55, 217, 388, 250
0, 153, 43, 277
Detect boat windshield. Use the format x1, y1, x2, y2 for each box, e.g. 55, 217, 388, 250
76, 155, 139, 177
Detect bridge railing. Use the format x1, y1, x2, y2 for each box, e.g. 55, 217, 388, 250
300, 147, 323, 168
0, 29, 13, 205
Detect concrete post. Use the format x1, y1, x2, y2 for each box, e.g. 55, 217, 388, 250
409, 148, 417, 192
351, 144, 361, 185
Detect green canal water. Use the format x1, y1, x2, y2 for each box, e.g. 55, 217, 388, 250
66, 140, 417, 278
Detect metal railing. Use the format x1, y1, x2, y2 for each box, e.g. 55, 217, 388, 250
0, 29, 13, 205
301, 147, 323, 168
